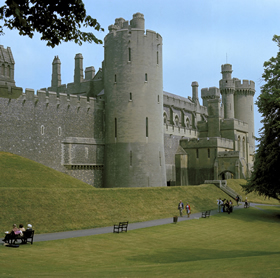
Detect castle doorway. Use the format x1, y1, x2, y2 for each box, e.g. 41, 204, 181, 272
219, 170, 234, 180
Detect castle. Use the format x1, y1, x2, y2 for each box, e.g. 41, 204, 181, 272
0, 13, 255, 187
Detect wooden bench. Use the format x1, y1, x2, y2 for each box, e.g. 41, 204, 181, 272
244, 202, 250, 208
201, 210, 211, 218
113, 221, 128, 233
3, 230, 35, 245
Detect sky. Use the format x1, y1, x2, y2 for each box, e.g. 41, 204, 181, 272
0, 0, 279, 138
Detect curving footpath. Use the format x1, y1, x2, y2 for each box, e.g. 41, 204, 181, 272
33, 202, 258, 243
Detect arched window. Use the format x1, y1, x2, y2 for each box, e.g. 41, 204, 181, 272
175, 115, 179, 126
242, 137, 246, 158
163, 113, 167, 124
238, 136, 240, 151
186, 118, 190, 128
7, 65, 10, 77
2, 64, 5, 76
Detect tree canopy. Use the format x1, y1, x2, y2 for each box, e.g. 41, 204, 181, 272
0, 0, 104, 47
243, 35, 280, 201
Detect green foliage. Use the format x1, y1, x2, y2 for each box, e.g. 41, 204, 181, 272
1, 207, 280, 277
0, 0, 104, 47
243, 35, 280, 200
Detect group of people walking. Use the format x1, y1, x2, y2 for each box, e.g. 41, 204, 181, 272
217, 198, 234, 214
178, 200, 191, 217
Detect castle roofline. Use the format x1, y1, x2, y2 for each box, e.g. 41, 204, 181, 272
163, 91, 192, 103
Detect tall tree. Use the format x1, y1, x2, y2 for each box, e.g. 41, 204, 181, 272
243, 35, 280, 200
0, 0, 104, 47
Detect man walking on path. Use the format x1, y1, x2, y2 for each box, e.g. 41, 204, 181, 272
236, 195, 240, 206
178, 200, 184, 217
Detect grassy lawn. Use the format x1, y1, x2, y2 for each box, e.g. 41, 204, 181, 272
1, 206, 280, 277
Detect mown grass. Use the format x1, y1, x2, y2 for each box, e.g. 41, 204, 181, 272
1, 206, 280, 277
0, 152, 278, 234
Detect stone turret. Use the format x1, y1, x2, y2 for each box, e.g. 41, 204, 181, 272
74, 53, 83, 84
219, 64, 235, 119
51, 56, 61, 88
0, 45, 15, 88
103, 13, 166, 188
191, 81, 199, 104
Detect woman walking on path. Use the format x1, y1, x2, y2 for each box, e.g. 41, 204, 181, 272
185, 203, 191, 218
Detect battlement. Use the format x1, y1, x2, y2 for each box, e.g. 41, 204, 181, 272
180, 137, 234, 149
221, 118, 248, 132
108, 12, 145, 32
235, 79, 255, 90
201, 87, 220, 99
8, 89, 104, 111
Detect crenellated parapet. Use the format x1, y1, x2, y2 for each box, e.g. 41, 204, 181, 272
6, 89, 104, 111
234, 79, 255, 96
201, 87, 220, 99
180, 137, 234, 149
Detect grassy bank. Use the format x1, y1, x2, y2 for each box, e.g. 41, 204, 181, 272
226, 179, 280, 205
1, 206, 280, 277
0, 152, 278, 234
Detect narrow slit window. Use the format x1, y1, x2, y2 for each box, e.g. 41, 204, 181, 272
208, 148, 210, 158
41, 125, 45, 135
130, 92, 132, 101
114, 74, 117, 83
159, 151, 161, 166
157, 51, 159, 64
130, 151, 132, 166
146, 117, 148, 137
196, 149, 199, 159
158, 95, 159, 103
145, 73, 148, 82
115, 118, 117, 138
128, 47, 131, 61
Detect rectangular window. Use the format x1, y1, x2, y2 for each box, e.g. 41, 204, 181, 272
115, 118, 117, 138
146, 117, 148, 137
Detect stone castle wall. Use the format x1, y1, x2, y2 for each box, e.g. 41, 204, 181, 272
0, 88, 105, 187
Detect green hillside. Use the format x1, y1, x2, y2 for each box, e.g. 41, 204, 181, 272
227, 179, 280, 205
0, 152, 278, 235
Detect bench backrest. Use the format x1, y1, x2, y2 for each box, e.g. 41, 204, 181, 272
23, 230, 34, 238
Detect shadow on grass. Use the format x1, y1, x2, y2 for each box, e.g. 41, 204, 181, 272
217, 207, 280, 224
128, 248, 280, 264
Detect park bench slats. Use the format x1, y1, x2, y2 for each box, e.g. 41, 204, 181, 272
113, 221, 128, 233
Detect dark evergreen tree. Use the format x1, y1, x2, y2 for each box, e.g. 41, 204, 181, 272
0, 0, 104, 47
244, 35, 280, 200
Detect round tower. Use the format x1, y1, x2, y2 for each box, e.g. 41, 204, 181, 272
219, 64, 235, 119
234, 79, 255, 155
103, 13, 166, 188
